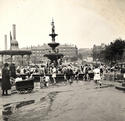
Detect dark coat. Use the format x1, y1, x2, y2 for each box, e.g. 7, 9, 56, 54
66, 68, 73, 80
10, 64, 16, 78
1, 67, 11, 90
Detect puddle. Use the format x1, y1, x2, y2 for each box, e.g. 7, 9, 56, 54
2, 100, 35, 121
2, 91, 61, 121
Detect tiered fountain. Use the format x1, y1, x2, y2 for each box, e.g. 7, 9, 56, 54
44, 20, 63, 66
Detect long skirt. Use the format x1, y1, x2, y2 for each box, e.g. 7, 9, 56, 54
1, 78, 11, 90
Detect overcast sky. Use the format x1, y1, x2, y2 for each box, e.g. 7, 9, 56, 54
0, 0, 125, 49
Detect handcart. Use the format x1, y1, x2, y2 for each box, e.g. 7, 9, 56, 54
15, 78, 34, 93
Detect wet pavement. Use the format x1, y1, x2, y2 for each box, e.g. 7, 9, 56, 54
1, 81, 125, 121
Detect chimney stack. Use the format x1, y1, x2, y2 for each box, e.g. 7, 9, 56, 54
13, 24, 16, 40
4, 35, 7, 50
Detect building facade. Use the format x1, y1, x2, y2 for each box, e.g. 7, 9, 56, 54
57, 44, 78, 61
23, 44, 78, 64
10, 24, 19, 50
92, 43, 106, 61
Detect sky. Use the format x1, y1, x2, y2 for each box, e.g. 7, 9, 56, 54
0, 0, 125, 49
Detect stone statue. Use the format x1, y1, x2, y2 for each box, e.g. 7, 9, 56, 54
51, 19, 55, 34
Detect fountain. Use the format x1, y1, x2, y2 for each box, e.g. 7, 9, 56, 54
44, 20, 63, 67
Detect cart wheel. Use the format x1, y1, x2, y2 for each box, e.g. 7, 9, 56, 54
20, 89, 25, 94
28, 90, 32, 93
27, 88, 32, 93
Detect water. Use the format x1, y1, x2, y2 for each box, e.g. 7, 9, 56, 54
2, 100, 35, 121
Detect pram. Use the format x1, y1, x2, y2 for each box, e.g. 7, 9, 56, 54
15, 78, 34, 93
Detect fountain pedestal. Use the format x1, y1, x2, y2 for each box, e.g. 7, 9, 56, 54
44, 20, 63, 67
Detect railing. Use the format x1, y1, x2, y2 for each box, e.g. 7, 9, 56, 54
104, 72, 124, 81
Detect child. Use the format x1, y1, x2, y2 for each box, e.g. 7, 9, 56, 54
40, 74, 50, 88
44, 75, 50, 87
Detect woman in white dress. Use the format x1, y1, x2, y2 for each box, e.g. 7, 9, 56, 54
93, 65, 102, 87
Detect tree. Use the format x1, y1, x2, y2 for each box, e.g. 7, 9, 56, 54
102, 38, 125, 64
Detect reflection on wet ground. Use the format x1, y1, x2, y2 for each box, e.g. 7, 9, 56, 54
1, 81, 124, 121
2, 91, 62, 121
2, 100, 35, 121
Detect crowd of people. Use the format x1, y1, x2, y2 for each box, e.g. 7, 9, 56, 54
1, 61, 124, 96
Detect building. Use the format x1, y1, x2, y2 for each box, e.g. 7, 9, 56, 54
10, 24, 19, 50
92, 43, 106, 61
4, 35, 7, 50
57, 44, 78, 61
23, 44, 78, 64
78, 48, 92, 59
1, 24, 32, 66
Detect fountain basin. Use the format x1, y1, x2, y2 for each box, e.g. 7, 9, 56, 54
44, 53, 63, 60
48, 42, 59, 50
